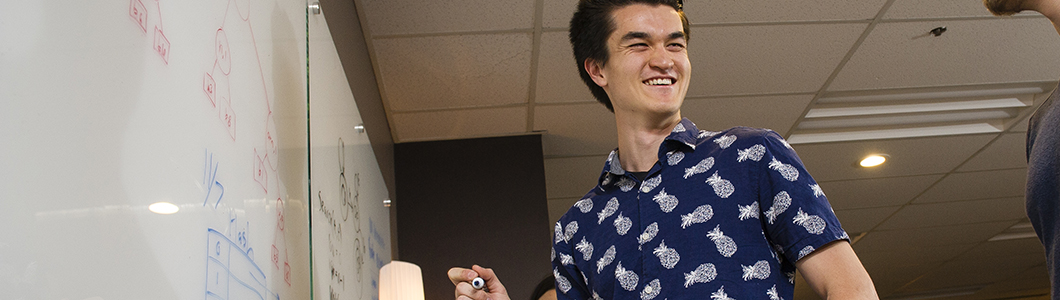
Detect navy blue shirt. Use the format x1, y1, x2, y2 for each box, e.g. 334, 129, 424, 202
1026, 84, 1060, 299
552, 118, 848, 299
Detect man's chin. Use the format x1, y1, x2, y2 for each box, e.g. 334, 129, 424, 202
984, 0, 1027, 16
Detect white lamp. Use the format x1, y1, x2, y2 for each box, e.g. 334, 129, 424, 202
379, 261, 425, 300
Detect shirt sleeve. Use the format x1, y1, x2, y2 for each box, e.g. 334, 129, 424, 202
553, 219, 591, 300
754, 130, 849, 264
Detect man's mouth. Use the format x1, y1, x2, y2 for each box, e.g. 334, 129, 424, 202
644, 78, 674, 86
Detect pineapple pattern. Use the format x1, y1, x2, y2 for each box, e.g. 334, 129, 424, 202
597, 245, 616, 273
711, 286, 734, 300
683, 263, 717, 288
554, 268, 573, 293
738, 202, 760, 220
617, 176, 636, 192
741, 260, 771, 281
559, 253, 574, 266
615, 262, 640, 291
707, 225, 738, 257
551, 120, 846, 299
681, 204, 714, 229
641, 279, 661, 300
737, 144, 766, 162
714, 134, 737, 149
653, 240, 680, 269
765, 191, 791, 224
666, 150, 685, 166
793, 208, 826, 235
706, 171, 735, 198
575, 198, 593, 213
810, 184, 825, 198
639, 222, 659, 245
798, 245, 815, 260
641, 175, 662, 193
672, 123, 686, 133
683, 157, 714, 179
597, 197, 619, 224
576, 237, 594, 261
767, 284, 783, 300
653, 188, 679, 213
769, 157, 799, 181
614, 212, 632, 235
564, 221, 579, 243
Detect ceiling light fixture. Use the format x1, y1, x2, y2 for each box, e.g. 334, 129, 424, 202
860, 155, 887, 167
787, 83, 1052, 145
149, 202, 179, 214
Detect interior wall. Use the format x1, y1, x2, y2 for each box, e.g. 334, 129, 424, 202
395, 135, 552, 300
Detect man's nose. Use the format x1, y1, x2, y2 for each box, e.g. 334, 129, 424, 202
649, 48, 674, 70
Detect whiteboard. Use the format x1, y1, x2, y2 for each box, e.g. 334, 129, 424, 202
308, 8, 393, 300
0, 0, 320, 299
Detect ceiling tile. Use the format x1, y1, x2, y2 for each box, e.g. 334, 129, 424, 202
834, 206, 901, 234
688, 23, 866, 97
548, 197, 580, 227
914, 168, 1027, 203
854, 221, 1011, 252
374, 34, 532, 111
829, 18, 1060, 91
685, 0, 885, 24
897, 256, 1037, 294
956, 238, 1046, 261
967, 264, 1050, 297
958, 133, 1028, 172
542, 0, 576, 28
876, 196, 1026, 230
1011, 115, 1031, 133
390, 107, 527, 142
884, 0, 1021, 19
793, 134, 997, 182
534, 103, 618, 156
544, 155, 607, 199
818, 174, 943, 209
681, 94, 814, 137
362, 0, 534, 36
534, 31, 595, 104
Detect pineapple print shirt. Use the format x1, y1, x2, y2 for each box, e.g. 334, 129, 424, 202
552, 118, 848, 300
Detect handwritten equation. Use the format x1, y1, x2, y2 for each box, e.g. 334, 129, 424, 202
206, 228, 278, 300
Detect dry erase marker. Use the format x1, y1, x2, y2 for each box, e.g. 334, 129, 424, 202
472, 277, 489, 292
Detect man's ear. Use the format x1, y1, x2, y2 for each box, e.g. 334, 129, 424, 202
585, 58, 607, 88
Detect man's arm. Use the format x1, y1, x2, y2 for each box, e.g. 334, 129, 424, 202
795, 240, 879, 300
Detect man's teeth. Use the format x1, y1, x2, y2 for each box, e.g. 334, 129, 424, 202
645, 78, 673, 85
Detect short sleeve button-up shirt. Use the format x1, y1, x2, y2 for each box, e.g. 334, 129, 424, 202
552, 118, 848, 299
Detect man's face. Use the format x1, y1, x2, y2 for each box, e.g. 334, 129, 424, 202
593, 4, 690, 118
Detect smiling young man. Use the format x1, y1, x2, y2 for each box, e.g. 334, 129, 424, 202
450, 1, 877, 299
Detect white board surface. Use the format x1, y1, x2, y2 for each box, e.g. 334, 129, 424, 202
0, 0, 390, 299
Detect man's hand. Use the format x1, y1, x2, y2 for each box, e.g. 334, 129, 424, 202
448, 265, 511, 300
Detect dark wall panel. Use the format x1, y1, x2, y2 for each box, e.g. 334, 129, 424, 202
396, 135, 551, 300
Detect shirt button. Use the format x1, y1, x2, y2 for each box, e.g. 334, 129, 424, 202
644, 285, 654, 294
641, 186, 651, 193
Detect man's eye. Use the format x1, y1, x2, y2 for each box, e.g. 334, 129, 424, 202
668, 43, 686, 49
629, 43, 649, 48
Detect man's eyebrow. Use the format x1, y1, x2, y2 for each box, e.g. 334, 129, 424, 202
620, 31, 649, 42
669, 31, 686, 40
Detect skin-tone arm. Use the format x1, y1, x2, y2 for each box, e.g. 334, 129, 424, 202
448, 265, 512, 300
795, 241, 880, 299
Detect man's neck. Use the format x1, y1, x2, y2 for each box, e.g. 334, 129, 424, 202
614, 112, 682, 173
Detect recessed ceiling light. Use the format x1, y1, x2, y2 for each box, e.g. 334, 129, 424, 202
860, 155, 887, 168
149, 202, 179, 214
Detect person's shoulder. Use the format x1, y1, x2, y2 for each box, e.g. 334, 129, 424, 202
697, 126, 787, 145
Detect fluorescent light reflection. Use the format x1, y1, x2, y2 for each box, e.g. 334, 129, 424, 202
149, 202, 179, 214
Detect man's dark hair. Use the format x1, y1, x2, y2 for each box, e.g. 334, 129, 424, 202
569, 0, 690, 112
530, 274, 556, 300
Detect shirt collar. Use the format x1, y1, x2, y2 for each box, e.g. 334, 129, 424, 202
597, 118, 700, 186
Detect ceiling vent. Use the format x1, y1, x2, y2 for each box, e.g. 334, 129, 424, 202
787, 82, 1055, 144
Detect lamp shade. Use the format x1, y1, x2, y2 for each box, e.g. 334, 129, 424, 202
379, 261, 425, 300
